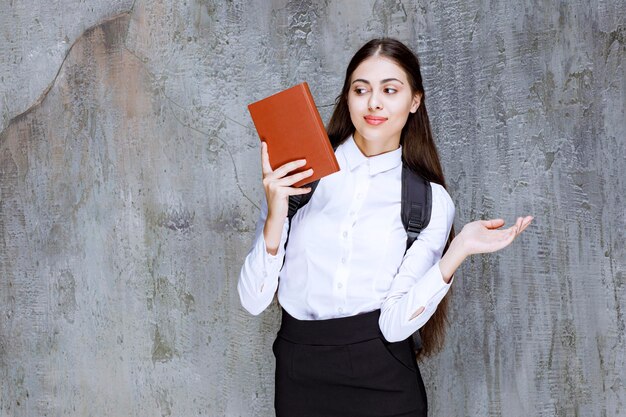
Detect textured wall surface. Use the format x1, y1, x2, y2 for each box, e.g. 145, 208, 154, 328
0, 1, 624, 416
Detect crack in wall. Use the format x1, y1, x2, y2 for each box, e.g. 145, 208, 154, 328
0, 12, 134, 142
159, 87, 260, 210
1, 8, 260, 213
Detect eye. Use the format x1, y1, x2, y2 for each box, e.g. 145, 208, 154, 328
384, 87, 398, 94
353, 87, 368, 95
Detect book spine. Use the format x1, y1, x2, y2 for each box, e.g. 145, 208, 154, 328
300, 83, 340, 171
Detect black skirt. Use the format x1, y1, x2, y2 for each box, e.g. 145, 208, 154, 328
273, 309, 427, 417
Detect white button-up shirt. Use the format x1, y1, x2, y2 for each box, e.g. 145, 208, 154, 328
238, 136, 455, 342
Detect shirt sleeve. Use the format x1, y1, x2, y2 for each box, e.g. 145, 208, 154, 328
379, 183, 456, 342
237, 196, 289, 315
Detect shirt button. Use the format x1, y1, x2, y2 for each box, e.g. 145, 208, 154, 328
337, 283, 343, 289
341, 257, 346, 264
342, 231, 348, 238
338, 307, 344, 313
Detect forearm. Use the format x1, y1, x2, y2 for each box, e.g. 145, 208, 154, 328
438, 236, 468, 283
379, 262, 452, 342
238, 220, 288, 315
263, 214, 287, 255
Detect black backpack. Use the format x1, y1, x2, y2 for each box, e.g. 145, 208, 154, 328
285, 160, 432, 350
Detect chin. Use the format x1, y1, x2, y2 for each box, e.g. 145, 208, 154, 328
358, 129, 400, 145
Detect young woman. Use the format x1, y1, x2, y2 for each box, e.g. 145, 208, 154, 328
238, 38, 532, 417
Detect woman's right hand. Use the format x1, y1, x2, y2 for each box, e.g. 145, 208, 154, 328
261, 142, 313, 254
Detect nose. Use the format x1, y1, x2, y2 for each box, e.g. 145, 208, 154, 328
368, 92, 383, 111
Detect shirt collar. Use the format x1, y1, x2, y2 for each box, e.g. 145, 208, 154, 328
341, 135, 402, 175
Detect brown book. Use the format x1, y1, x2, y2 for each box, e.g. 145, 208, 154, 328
248, 82, 340, 187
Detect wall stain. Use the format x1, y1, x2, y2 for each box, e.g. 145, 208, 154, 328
154, 387, 173, 417
211, 205, 250, 233
603, 25, 625, 62
147, 274, 196, 315
529, 70, 556, 111
152, 325, 174, 363
157, 207, 194, 232
371, 0, 408, 35
53, 269, 77, 323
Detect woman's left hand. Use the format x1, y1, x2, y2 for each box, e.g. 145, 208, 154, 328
438, 216, 533, 283
458, 216, 533, 257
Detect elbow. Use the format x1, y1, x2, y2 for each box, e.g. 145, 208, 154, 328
381, 320, 427, 343
241, 301, 266, 316
381, 328, 405, 343
379, 314, 412, 343
379, 306, 429, 343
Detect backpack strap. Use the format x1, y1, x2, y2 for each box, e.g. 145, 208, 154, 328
400, 163, 432, 352
401, 163, 432, 252
288, 143, 337, 222
284, 177, 322, 251
287, 179, 321, 221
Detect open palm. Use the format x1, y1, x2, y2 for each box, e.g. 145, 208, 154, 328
460, 216, 533, 256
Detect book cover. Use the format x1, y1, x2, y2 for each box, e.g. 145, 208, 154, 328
248, 82, 340, 187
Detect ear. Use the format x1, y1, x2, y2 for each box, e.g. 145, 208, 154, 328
410, 92, 422, 113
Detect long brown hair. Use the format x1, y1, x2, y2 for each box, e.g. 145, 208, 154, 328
327, 38, 455, 359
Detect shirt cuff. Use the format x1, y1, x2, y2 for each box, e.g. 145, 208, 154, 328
251, 218, 289, 289
408, 261, 453, 316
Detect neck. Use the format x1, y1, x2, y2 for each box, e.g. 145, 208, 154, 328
353, 132, 400, 157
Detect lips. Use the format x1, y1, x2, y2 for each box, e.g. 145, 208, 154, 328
363, 115, 388, 125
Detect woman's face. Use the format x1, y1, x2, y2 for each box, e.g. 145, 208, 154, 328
347, 55, 421, 156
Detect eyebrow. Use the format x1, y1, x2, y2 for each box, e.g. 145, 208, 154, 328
351, 78, 405, 85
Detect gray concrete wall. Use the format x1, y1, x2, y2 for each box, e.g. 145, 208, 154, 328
0, 1, 624, 416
